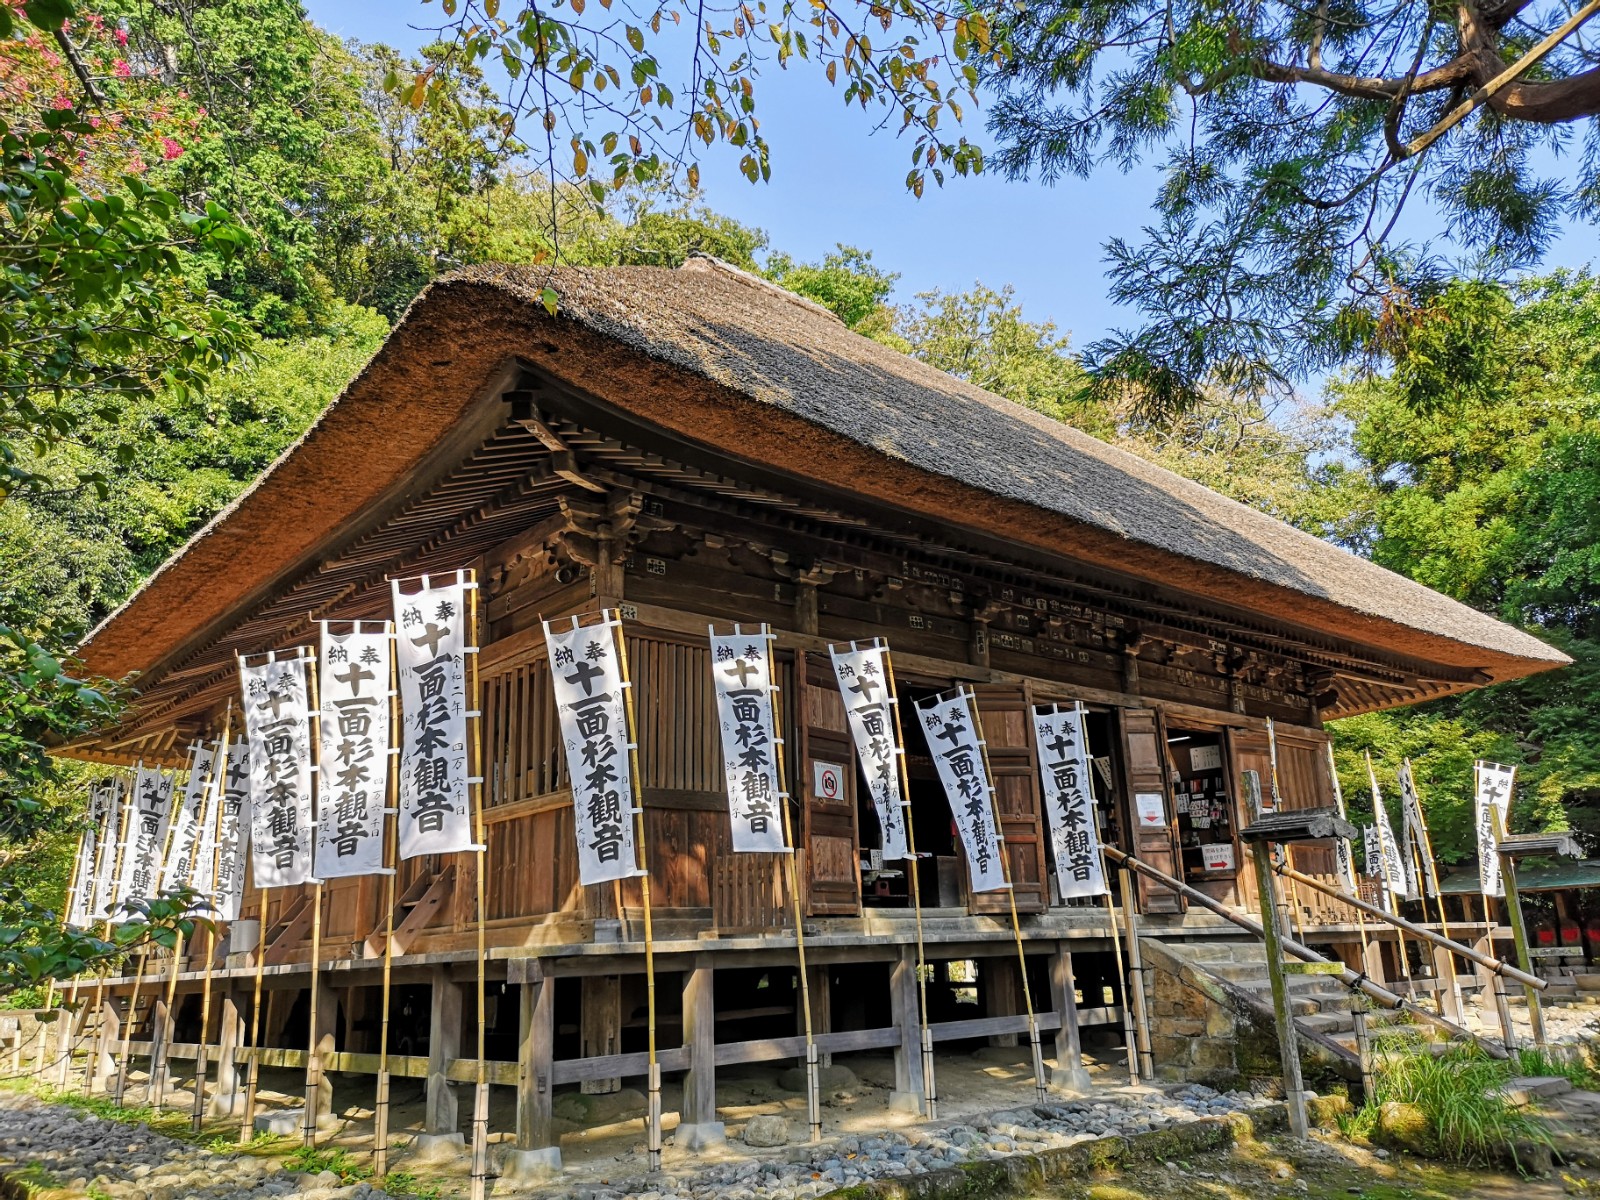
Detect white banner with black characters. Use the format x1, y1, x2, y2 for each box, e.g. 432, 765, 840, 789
393, 577, 475, 860
544, 614, 641, 886
827, 641, 909, 861
160, 742, 216, 895
916, 687, 1007, 894
316, 624, 393, 878
1475, 760, 1516, 899
1362, 825, 1381, 880
67, 785, 115, 929
1334, 831, 1360, 896
1032, 704, 1107, 899
91, 778, 126, 921
709, 626, 788, 854
115, 764, 176, 911
214, 740, 251, 921
240, 653, 317, 889
185, 740, 225, 911
1372, 783, 1409, 901
1397, 761, 1438, 897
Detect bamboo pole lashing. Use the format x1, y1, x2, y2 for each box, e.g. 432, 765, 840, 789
374, 624, 400, 1180
880, 644, 937, 1120
963, 688, 1047, 1103
749, 624, 820, 1143
468, 574, 491, 1200
613, 614, 663, 1171
192, 708, 235, 1131
304, 650, 326, 1147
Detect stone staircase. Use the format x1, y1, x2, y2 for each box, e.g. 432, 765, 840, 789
1140, 937, 1432, 1086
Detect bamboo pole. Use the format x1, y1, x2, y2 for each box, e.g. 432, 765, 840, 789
192, 711, 234, 1131
1265, 719, 1307, 943
52, 822, 91, 1087
762, 626, 821, 1143
1367, 753, 1417, 998
304, 650, 325, 1148
153, 745, 209, 1109
613, 615, 662, 1172
1494, 802, 1547, 1049
467, 574, 490, 1200
238, 884, 269, 1143
1405, 760, 1465, 1019
373, 624, 400, 1180
1268, 861, 1545, 989
85, 777, 128, 1095
965, 689, 1047, 1103
1324, 742, 1372, 966
112, 948, 149, 1106
881, 644, 937, 1120
1095, 806, 1139, 1086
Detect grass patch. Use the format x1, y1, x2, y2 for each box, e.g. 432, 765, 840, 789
1512, 1046, 1600, 1090
284, 1144, 372, 1184
380, 1169, 443, 1199
1341, 1044, 1551, 1170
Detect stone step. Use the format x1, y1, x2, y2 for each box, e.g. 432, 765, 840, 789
1298, 1011, 1354, 1036
1492, 1076, 1574, 1106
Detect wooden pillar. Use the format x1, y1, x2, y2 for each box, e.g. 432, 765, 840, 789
94, 999, 121, 1092
983, 956, 1021, 1048
1048, 944, 1091, 1092
149, 998, 171, 1106
803, 967, 832, 1069
215, 993, 244, 1106
579, 976, 622, 1095
889, 947, 925, 1114
310, 984, 337, 1127
427, 967, 462, 1135
677, 958, 724, 1147
1252, 845, 1308, 1138
504, 967, 561, 1181
1432, 944, 1463, 1022
1363, 934, 1388, 988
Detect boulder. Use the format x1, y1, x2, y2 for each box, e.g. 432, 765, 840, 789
742, 1115, 790, 1148
1374, 1100, 1438, 1157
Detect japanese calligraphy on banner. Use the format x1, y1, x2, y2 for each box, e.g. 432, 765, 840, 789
1362, 825, 1381, 879
1397, 762, 1438, 896
160, 742, 216, 894
544, 613, 642, 886
214, 741, 251, 921
916, 687, 1007, 894
1334, 830, 1360, 895
393, 577, 476, 860
1032, 704, 1107, 899
1372, 783, 1409, 901
708, 626, 788, 854
240, 653, 316, 889
1475, 760, 1516, 899
115, 764, 175, 910
91, 779, 125, 920
185, 740, 226, 910
827, 641, 909, 861
316, 624, 393, 878
67, 785, 114, 929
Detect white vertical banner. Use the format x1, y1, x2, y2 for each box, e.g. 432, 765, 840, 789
1372, 782, 1409, 902
1326, 742, 1360, 894
240, 652, 317, 889
1362, 825, 1381, 880
708, 625, 788, 854
1032, 704, 1107, 899
160, 741, 215, 895
543, 613, 642, 886
915, 686, 1007, 894
90, 777, 126, 921
185, 739, 226, 910
66, 785, 114, 929
393, 575, 476, 860
114, 764, 176, 911
1397, 761, 1438, 897
827, 641, 909, 861
214, 740, 252, 921
316, 623, 394, 878
1475, 760, 1516, 899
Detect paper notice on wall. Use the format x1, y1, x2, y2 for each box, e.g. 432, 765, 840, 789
1135, 791, 1166, 828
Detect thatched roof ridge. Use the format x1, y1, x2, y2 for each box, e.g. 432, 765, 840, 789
76, 257, 1566, 692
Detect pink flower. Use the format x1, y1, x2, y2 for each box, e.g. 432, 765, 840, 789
196, 106, 207, 118
112, 58, 131, 78
52, 93, 72, 109
159, 137, 183, 160
114, 27, 127, 46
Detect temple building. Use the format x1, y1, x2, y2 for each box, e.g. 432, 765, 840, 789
63, 257, 1568, 1162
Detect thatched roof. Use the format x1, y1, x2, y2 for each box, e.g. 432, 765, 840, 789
76, 256, 1567, 694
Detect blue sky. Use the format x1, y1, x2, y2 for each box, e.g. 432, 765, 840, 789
308, 1, 1600, 377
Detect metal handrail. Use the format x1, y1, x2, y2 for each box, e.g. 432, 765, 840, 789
1103, 846, 1507, 1058
1270, 859, 1545, 991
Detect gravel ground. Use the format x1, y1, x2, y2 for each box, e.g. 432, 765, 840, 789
513, 1085, 1279, 1200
